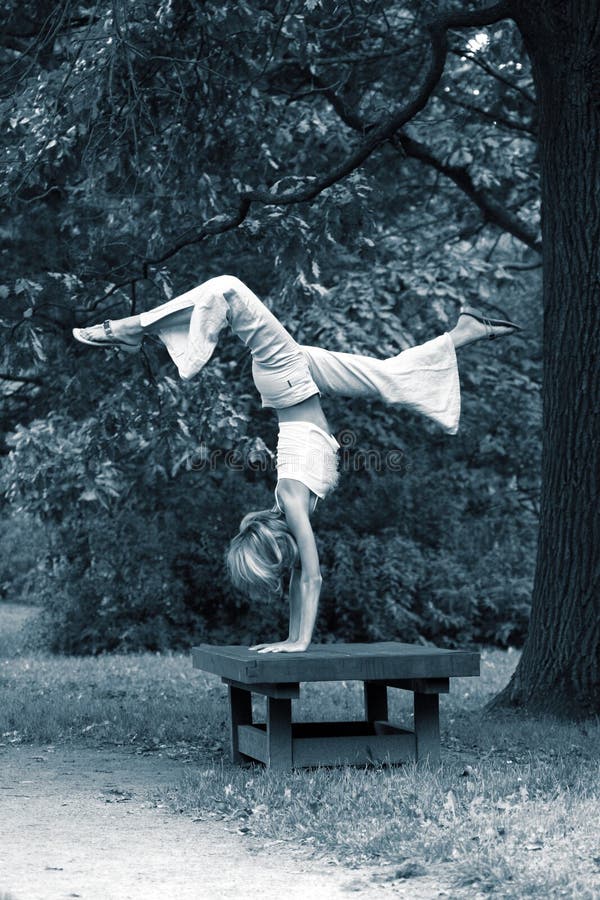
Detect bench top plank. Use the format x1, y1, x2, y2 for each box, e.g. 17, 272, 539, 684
192, 642, 480, 684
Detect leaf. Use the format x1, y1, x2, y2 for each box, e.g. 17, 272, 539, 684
30, 330, 47, 361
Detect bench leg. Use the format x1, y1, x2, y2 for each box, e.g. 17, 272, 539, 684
266, 697, 293, 769
414, 691, 440, 766
363, 681, 388, 723
228, 685, 252, 764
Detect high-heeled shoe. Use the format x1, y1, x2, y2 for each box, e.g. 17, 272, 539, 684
458, 306, 523, 340
72, 320, 142, 353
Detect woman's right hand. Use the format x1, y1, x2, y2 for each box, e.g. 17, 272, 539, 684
249, 639, 310, 653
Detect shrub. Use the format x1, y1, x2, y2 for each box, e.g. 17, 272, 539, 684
0, 508, 49, 605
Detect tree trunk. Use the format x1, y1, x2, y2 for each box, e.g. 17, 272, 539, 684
491, 1, 600, 717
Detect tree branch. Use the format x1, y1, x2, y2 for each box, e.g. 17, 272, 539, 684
392, 130, 541, 252
293, 61, 540, 251
449, 47, 535, 104
95, 0, 516, 304
443, 93, 536, 136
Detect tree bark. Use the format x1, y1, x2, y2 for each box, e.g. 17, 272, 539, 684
491, 0, 600, 717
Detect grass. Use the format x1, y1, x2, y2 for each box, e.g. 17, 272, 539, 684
1, 603, 599, 898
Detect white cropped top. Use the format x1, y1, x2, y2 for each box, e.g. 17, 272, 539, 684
274, 421, 341, 510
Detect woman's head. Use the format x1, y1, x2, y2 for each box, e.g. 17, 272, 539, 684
226, 508, 298, 600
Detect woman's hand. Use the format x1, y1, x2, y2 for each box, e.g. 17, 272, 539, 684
249, 640, 309, 653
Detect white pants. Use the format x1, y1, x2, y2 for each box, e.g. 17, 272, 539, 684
139, 276, 461, 434
301, 337, 460, 434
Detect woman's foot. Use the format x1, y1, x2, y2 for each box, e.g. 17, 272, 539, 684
450, 306, 523, 349
73, 315, 143, 351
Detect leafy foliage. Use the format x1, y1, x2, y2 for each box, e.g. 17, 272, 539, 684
1, 2, 541, 653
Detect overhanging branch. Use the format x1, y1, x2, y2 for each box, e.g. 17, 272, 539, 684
300, 69, 540, 252
449, 47, 535, 104
96, 0, 515, 304
393, 131, 541, 252
443, 92, 536, 136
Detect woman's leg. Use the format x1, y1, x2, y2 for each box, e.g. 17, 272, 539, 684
300, 333, 461, 434
299, 313, 519, 434
78, 278, 232, 380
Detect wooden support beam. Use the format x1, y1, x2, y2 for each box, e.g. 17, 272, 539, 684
238, 724, 268, 763
387, 678, 449, 694
363, 681, 389, 722
266, 697, 293, 769
222, 678, 299, 699
292, 730, 415, 768
414, 692, 440, 766
228, 685, 253, 764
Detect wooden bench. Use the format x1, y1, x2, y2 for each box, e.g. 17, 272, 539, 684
191, 642, 480, 770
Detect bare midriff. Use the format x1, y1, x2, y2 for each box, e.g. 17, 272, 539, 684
276, 393, 331, 434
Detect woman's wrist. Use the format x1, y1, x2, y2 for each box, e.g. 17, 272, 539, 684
286, 639, 310, 651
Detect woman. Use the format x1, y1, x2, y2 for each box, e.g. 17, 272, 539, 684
73, 275, 522, 653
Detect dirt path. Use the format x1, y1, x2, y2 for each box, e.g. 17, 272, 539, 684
0, 745, 447, 900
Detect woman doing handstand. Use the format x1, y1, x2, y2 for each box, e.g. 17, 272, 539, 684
73, 275, 521, 653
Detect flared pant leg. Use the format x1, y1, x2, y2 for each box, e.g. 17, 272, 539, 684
139, 277, 231, 380
300, 333, 461, 434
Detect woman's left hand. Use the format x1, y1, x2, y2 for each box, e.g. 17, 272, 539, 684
249, 640, 309, 653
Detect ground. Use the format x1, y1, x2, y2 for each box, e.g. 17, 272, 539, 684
0, 743, 447, 900
2, 604, 599, 900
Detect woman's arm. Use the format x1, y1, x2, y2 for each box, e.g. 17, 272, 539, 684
287, 564, 322, 649
287, 566, 302, 642
250, 489, 322, 654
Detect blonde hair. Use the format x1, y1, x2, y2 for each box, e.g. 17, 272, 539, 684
226, 508, 298, 599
